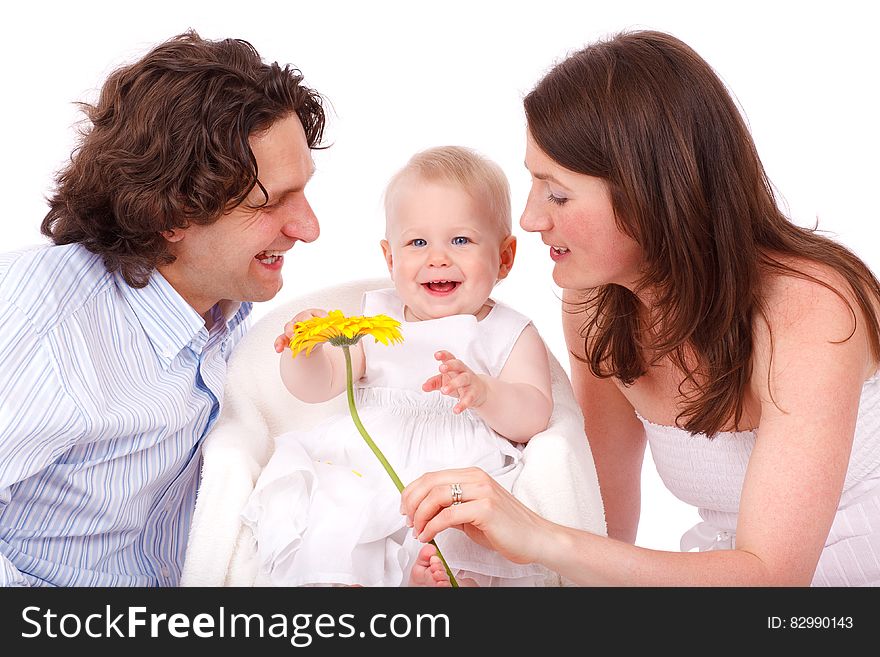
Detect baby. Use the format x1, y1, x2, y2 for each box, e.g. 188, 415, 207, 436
242, 146, 553, 586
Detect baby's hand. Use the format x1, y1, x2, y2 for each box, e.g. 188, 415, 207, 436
273, 308, 328, 354
422, 350, 488, 414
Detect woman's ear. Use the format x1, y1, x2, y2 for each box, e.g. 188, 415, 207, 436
380, 239, 394, 275
497, 235, 517, 280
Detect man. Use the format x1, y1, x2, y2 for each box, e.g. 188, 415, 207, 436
0, 31, 325, 586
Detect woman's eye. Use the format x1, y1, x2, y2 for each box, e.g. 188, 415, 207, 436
410, 238, 427, 247
451, 236, 470, 246
547, 193, 568, 206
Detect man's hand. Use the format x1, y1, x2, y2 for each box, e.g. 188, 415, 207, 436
422, 350, 488, 414
273, 308, 328, 353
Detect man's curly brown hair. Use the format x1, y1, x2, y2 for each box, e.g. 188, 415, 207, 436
42, 30, 326, 288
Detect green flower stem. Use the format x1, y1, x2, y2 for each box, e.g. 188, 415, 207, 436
343, 345, 458, 588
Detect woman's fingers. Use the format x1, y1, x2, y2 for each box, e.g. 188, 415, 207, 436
401, 468, 547, 567
401, 468, 477, 516
402, 468, 491, 534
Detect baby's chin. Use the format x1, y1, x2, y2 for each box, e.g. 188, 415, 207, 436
405, 303, 490, 322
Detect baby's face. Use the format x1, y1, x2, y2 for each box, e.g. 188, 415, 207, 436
381, 178, 513, 321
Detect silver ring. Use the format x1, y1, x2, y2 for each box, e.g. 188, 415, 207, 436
451, 482, 463, 506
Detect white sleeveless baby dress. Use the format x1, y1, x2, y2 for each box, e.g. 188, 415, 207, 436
641, 371, 880, 586
241, 288, 547, 586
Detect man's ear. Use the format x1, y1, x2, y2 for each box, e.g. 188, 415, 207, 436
380, 239, 394, 275
162, 227, 187, 243
497, 235, 517, 281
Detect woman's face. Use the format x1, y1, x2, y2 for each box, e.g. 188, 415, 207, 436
520, 131, 643, 291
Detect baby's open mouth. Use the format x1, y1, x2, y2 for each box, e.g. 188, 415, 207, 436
422, 280, 459, 293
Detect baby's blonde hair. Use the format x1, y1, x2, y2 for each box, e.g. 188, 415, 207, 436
384, 145, 512, 238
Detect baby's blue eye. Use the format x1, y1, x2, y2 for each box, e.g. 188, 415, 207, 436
410, 238, 427, 247
451, 236, 470, 246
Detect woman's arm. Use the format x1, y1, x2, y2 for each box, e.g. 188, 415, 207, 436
403, 272, 872, 584
731, 268, 870, 583
276, 308, 367, 403
562, 289, 646, 543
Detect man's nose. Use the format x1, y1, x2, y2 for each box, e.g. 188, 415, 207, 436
281, 197, 320, 243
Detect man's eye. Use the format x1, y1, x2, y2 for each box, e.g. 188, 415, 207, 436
410, 238, 427, 247
451, 236, 470, 246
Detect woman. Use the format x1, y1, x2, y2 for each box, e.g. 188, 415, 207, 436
400, 30, 880, 586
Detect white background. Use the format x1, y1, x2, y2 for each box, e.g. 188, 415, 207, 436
3, 0, 878, 552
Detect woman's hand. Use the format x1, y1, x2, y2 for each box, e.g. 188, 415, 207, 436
400, 467, 549, 565
421, 351, 488, 413
273, 308, 328, 353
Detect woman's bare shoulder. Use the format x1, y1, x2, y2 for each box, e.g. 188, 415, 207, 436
756, 254, 878, 377
760, 253, 857, 298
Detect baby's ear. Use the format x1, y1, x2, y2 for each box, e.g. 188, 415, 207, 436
380, 240, 394, 274
497, 235, 517, 281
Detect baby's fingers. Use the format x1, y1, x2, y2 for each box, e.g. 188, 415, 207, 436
434, 350, 457, 364
422, 374, 444, 393
453, 392, 476, 414
438, 359, 469, 378
274, 334, 290, 353
441, 371, 472, 395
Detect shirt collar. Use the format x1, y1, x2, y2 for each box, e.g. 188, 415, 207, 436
220, 298, 252, 333
117, 269, 250, 368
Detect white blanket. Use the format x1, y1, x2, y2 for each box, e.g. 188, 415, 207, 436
180, 278, 606, 586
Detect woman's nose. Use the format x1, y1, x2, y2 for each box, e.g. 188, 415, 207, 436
519, 190, 551, 233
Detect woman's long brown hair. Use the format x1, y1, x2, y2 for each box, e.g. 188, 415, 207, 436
524, 30, 880, 436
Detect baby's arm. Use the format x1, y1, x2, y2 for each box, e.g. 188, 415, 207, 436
275, 309, 367, 403
422, 324, 553, 442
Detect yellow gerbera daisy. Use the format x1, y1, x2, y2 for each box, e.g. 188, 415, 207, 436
289, 311, 403, 357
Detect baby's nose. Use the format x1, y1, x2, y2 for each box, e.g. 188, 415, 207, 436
427, 247, 451, 266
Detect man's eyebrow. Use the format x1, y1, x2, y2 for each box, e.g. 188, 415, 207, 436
264, 165, 317, 202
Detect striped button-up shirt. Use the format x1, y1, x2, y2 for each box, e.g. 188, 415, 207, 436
0, 243, 251, 586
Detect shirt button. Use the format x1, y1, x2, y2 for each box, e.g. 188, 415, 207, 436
160, 565, 171, 578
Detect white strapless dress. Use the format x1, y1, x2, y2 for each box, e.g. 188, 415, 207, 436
640, 372, 880, 586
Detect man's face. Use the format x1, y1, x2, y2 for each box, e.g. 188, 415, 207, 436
160, 113, 318, 316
